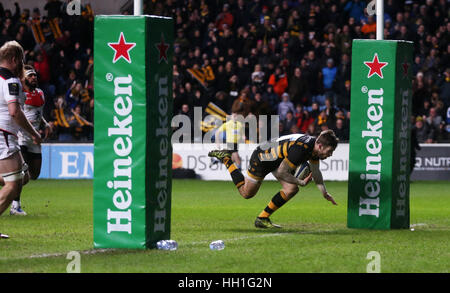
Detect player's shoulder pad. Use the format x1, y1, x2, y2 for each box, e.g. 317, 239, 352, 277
296, 135, 315, 149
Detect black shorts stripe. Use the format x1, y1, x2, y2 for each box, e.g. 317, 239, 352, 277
20, 145, 42, 160
3, 132, 9, 148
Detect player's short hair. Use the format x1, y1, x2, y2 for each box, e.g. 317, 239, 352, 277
0, 41, 24, 63
316, 129, 339, 149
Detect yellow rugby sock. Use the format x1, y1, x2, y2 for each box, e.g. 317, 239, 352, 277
258, 190, 288, 218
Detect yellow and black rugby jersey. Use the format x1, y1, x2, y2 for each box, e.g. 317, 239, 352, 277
255, 134, 317, 172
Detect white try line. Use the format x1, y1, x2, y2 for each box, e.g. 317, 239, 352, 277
1, 231, 304, 261
410, 223, 428, 228
185, 231, 292, 246
0, 224, 442, 261
28, 248, 116, 259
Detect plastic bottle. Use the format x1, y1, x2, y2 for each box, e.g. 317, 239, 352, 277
209, 240, 225, 250
156, 240, 178, 250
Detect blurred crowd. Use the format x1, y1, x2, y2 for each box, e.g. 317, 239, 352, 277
0, 0, 448, 143
144, 0, 450, 143
0, 0, 94, 142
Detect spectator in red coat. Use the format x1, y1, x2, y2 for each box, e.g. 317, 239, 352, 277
268, 67, 288, 98
34, 47, 51, 84
216, 4, 234, 31
296, 110, 315, 134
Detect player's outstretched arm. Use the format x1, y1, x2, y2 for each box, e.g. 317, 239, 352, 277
276, 159, 313, 186
309, 160, 337, 205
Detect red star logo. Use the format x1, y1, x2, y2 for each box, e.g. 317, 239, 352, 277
155, 33, 169, 64
108, 32, 136, 64
364, 53, 388, 79
402, 61, 409, 78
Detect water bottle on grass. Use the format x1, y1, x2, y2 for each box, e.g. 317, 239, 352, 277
156, 240, 178, 250
209, 240, 225, 250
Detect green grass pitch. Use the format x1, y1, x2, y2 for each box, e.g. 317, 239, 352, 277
0, 179, 449, 273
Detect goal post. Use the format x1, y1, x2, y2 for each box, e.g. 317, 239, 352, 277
93, 15, 173, 248
347, 39, 413, 229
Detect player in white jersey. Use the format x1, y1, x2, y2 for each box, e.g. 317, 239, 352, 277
8, 65, 52, 215
0, 41, 41, 239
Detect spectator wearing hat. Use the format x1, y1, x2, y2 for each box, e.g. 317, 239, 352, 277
260, 15, 277, 43
216, 3, 234, 31
322, 58, 338, 96
175, 28, 190, 51
251, 63, 265, 90
288, 31, 310, 62
414, 116, 435, 143
277, 92, 295, 121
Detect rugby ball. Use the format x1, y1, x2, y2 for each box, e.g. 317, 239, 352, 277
294, 162, 311, 180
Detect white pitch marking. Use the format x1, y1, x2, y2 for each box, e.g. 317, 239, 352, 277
3, 231, 302, 260
7, 226, 435, 261
410, 223, 428, 228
